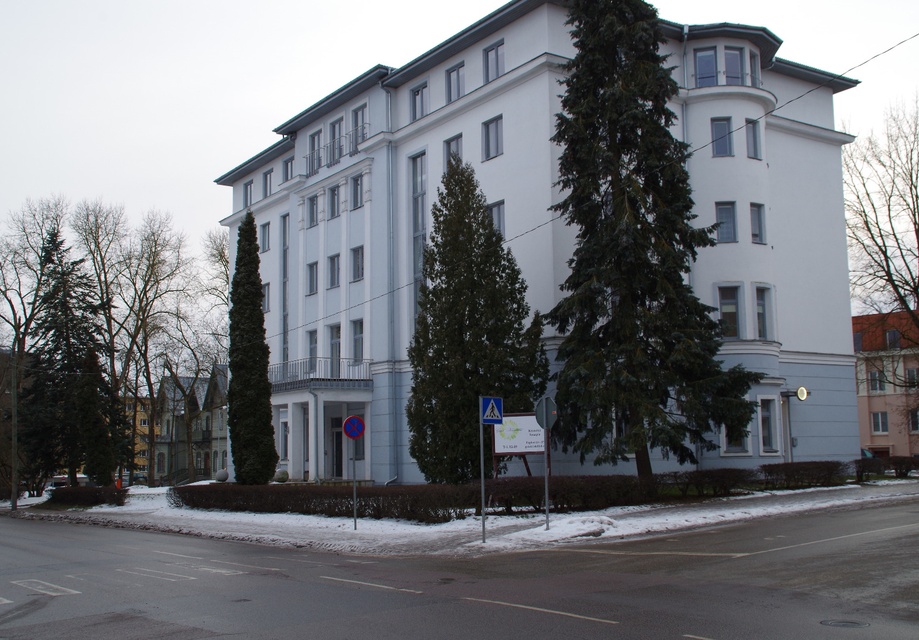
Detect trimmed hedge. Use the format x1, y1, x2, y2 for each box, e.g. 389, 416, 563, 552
46, 486, 127, 507
852, 457, 885, 482
169, 483, 477, 524
165, 460, 859, 523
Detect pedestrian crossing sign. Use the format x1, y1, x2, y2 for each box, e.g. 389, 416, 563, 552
480, 396, 503, 424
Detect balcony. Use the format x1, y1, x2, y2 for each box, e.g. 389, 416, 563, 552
268, 357, 373, 392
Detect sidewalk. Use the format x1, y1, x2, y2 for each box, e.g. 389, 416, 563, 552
4, 480, 919, 557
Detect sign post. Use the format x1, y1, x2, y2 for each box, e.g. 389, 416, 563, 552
343, 415, 365, 530
479, 396, 503, 543
534, 396, 557, 531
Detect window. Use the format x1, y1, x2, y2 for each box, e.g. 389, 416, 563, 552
262, 283, 270, 312
329, 324, 341, 377
140, 418, 149, 427
411, 153, 426, 314
484, 40, 504, 83
718, 286, 740, 339
306, 262, 318, 295
243, 181, 254, 208
907, 367, 918, 387
351, 174, 364, 209
283, 157, 295, 182
351, 104, 368, 151
411, 83, 428, 122
750, 203, 765, 244
760, 399, 778, 453
750, 51, 761, 87
725, 47, 744, 85
746, 119, 761, 159
488, 201, 505, 236
351, 245, 364, 282
755, 287, 769, 340
352, 319, 364, 362
307, 330, 318, 373
263, 169, 273, 198
445, 134, 462, 164
308, 195, 319, 227
869, 369, 886, 392
328, 254, 340, 289
308, 130, 322, 176
328, 186, 340, 219
446, 63, 465, 103
259, 222, 270, 252
871, 411, 889, 434
725, 425, 748, 453
483, 116, 503, 160
694, 48, 717, 87
909, 409, 919, 432
329, 118, 343, 166
853, 332, 863, 352
716, 202, 737, 243
886, 329, 901, 350
711, 118, 733, 157
354, 431, 365, 461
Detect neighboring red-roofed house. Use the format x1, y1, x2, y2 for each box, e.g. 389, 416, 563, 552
852, 311, 919, 458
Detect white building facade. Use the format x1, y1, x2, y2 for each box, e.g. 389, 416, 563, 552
217, 0, 860, 484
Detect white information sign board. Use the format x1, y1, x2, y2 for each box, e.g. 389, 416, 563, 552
493, 414, 545, 455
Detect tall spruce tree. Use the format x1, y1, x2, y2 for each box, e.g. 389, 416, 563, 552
408, 157, 548, 484
548, 0, 761, 482
20, 226, 117, 486
228, 210, 278, 484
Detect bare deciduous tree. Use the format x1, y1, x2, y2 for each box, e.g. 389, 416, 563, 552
845, 99, 919, 323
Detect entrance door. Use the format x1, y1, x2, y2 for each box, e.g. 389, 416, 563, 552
331, 417, 343, 478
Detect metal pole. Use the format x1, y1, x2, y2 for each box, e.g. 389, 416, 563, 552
352, 440, 357, 530
544, 428, 549, 530
10, 346, 19, 512
480, 420, 486, 543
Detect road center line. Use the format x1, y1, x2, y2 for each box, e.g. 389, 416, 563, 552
463, 597, 619, 625
738, 523, 919, 557
560, 549, 745, 558
116, 568, 196, 581
209, 560, 283, 571
151, 550, 204, 560
11, 580, 81, 596
320, 576, 423, 594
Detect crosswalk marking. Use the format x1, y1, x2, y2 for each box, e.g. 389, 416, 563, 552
116, 568, 196, 581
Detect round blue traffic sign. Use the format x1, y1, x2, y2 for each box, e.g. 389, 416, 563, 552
343, 415, 365, 440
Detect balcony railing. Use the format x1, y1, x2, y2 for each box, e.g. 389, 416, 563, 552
305, 123, 370, 177
268, 357, 373, 392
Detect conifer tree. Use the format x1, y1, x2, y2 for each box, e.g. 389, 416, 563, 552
408, 157, 548, 484
228, 211, 278, 484
548, 0, 761, 482
20, 226, 117, 486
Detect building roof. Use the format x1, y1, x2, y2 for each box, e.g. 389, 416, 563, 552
215, 0, 859, 185
852, 310, 919, 352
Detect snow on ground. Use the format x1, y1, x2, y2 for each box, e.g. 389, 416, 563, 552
3, 480, 919, 557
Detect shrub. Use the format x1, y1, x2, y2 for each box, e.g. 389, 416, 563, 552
657, 469, 759, 497
887, 456, 918, 479
760, 461, 849, 490
852, 457, 885, 482
45, 486, 127, 507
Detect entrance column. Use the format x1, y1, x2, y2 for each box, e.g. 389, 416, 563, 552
289, 401, 304, 481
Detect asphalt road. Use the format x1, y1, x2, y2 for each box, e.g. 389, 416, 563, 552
1, 497, 918, 639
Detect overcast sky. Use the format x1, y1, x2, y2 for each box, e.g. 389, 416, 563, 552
2, 0, 917, 253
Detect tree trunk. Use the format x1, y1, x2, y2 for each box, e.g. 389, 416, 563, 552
633, 440, 657, 499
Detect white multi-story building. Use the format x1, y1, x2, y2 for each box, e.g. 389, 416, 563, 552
217, 0, 860, 484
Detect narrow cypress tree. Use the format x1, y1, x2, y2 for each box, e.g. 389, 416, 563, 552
548, 0, 761, 481
408, 157, 548, 484
228, 211, 278, 484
